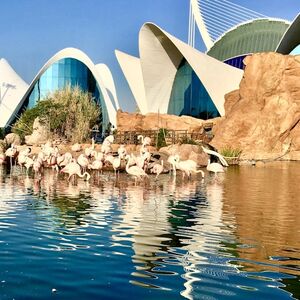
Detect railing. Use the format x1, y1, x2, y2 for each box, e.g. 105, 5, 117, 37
113, 129, 211, 146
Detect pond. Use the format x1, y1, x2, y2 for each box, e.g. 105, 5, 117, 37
0, 162, 299, 299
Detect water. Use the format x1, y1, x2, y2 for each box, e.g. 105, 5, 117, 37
0, 162, 299, 299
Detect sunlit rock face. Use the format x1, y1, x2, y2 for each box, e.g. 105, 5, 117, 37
212, 52, 300, 160
117, 110, 220, 133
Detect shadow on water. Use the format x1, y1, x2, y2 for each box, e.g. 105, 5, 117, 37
0, 163, 300, 299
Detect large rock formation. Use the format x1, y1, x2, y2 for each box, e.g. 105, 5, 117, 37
212, 52, 300, 160
117, 110, 219, 133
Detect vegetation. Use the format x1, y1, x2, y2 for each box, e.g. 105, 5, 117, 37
0, 128, 5, 140
156, 128, 168, 148
180, 136, 199, 145
12, 86, 101, 143
220, 146, 242, 158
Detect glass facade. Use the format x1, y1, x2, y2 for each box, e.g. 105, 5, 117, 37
224, 55, 248, 69
23, 58, 109, 132
167, 59, 220, 120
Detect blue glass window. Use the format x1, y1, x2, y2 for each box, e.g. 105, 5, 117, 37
168, 59, 220, 120
22, 58, 108, 132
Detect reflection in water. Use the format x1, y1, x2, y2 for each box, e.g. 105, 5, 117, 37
0, 164, 299, 299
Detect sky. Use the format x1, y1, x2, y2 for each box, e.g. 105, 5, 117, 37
0, 0, 299, 112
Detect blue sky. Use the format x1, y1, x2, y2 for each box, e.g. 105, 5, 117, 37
0, 0, 299, 111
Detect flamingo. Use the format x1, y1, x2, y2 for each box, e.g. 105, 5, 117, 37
0, 153, 6, 165
71, 143, 82, 152
60, 160, 90, 182
174, 155, 205, 179
33, 157, 43, 176
5, 144, 18, 169
17, 147, 31, 171
77, 154, 89, 172
117, 145, 127, 159
201, 146, 228, 176
138, 135, 151, 155
151, 160, 164, 180
85, 138, 95, 157
112, 155, 122, 176
24, 156, 34, 174
125, 155, 148, 182
57, 152, 73, 167
88, 159, 103, 175
167, 155, 177, 175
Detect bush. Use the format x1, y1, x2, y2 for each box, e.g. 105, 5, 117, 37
12, 86, 101, 143
156, 128, 168, 148
0, 128, 5, 140
180, 136, 199, 145
220, 147, 242, 158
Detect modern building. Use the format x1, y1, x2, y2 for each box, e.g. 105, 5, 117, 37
189, 0, 291, 69
276, 13, 300, 55
0, 59, 29, 128
1, 48, 118, 131
116, 23, 243, 119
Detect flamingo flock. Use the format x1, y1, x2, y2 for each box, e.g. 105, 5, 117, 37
0, 135, 228, 184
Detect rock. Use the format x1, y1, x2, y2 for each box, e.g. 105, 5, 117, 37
4, 133, 21, 146
117, 109, 217, 134
25, 117, 49, 146
211, 52, 300, 160
159, 144, 208, 166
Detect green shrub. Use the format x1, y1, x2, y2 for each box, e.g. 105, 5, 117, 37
0, 128, 5, 140
156, 128, 168, 148
220, 147, 242, 158
12, 86, 101, 143
180, 136, 199, 145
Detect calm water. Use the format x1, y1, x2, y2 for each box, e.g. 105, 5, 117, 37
0, 162, 299, 299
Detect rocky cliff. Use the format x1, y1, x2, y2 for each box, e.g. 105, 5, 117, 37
117, 110, 219, 133
212, 52, 300, 160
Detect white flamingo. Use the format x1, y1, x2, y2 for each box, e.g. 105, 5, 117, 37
117, 145, 127, 159
33, 157, 43, 176
151, 160, 164, 180
85, 138, 95, 157
60, 160, 90, 182
71, 143, 82, 152
201, 146, 228, 176
5, 144, 18, 168
174, 155, 205, 179
57, 152, 73, 167
17, 147, 31, 171
0, 153, 6, 165
88, 159, 103, 175
112, 155, 122, 176
125, 155, 148, 182
77, 154, 89, 172
24, 156, 34, 174
167, 155, 177, 175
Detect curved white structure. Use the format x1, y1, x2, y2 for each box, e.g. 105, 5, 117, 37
0, 59, 29, 128
95, 63, 120, 111
7, 48, 117, 129
116, 23, 243, 117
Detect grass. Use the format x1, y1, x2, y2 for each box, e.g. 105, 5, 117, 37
220, 147, 242, 158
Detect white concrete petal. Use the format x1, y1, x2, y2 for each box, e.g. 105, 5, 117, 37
0, 59, 29, 128
115, 50, 148, 114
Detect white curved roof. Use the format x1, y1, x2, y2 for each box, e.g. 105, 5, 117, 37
9, 47, 117, 127
95, 63, 120, 111
116, 23, 243, 116
0, 58, 29, 128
